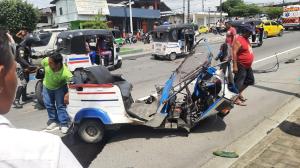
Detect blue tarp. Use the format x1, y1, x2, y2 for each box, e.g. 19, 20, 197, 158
108, 6, 160, 19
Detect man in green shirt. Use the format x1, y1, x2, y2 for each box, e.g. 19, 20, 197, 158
42, 53, 72, 134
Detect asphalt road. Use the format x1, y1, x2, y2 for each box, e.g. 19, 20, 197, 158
5, 31, 300, 168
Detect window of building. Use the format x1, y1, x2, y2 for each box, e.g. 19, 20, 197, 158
39, 16, 48, 23
59, 7, 63, 15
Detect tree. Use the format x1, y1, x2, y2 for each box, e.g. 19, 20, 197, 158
80, 14, 108, 29
221, 0, 261, 17
265, 7, 283, 19
221, 0, 243, 16
0, 0, 39, 34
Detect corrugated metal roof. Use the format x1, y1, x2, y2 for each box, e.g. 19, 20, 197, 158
108, 6, 160, 19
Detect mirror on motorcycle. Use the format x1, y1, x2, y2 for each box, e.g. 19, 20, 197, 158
116, 47, 120, 53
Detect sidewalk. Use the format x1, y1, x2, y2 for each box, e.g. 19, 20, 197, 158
231, 107, 300, 168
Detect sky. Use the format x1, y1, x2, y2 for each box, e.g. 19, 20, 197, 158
27, 0, 299, 10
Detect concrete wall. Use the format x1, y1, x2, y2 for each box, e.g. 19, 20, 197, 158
54, 0, 78, 25
192, 12, 228, 26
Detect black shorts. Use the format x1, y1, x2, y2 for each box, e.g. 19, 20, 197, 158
234, 63, 255, 91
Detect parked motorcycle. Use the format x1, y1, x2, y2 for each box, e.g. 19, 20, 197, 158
125, 35, 137, 44
142, 32, 151, 44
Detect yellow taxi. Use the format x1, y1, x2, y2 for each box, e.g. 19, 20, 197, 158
261, 20, 284, 38
198, 25, 209, 34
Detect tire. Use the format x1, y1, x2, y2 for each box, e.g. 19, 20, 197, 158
78, 119, 105, 143
35, 80, 44, 107
278, 30, 283, 37
169, 53, 177, 61
114, 60, 122, 69
263, 31, 268, 39
153, 54, 159, 60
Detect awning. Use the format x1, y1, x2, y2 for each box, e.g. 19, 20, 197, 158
108, 6, 160, 19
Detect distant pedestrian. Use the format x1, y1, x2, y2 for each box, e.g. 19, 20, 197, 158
41, 53, 73, 134
0, 28, 82, 168
232, 24, 255, 106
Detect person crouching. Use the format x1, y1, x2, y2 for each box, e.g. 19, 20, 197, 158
41, 53, 72, 134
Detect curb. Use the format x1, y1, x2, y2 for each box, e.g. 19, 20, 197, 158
230, 107, 300, 168
121, 51, 152, 60
120, 48, 144, 56
200, 95, 300, 168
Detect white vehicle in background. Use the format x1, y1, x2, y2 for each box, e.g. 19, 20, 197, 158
151, 24, 197, 61
31, 28, 68, 58
282, 5, 300, 30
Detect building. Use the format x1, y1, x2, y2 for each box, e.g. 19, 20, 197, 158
107, 0, 161, 34
162, 11, 228, 27
37, 7, 56, 29
192, 12, 228, 26
49, 0, 164, 33
50, 0, 110, 28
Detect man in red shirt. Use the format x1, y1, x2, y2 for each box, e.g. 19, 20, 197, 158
232, 24, 255, 106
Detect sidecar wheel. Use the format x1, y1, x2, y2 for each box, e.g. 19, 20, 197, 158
35, 80, 44, 108
169, 53, 177, 61
78, 119, 105, 143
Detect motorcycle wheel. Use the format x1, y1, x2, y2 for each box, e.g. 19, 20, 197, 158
169, 53, 177, 61
114, 60, 122, 69
35, 80, 45, 107
78, 119, 105, 143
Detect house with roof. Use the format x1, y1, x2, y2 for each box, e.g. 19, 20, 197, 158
49, 0, 171, 34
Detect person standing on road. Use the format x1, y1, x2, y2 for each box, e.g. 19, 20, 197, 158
217, 21, 237, 70
0, 29, 82, 168
14, 28, 34, 105
232, 24, 255, 106
41, 53, 72, 134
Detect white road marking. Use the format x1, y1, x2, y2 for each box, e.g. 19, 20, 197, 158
254, 46, 300, 64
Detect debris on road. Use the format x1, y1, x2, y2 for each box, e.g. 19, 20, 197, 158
213, 151, 239, 158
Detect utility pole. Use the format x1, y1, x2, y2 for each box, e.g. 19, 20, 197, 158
183, 0, 185, 24
129, 0, 133, 34
202, 0, 205, 12
187, 0, 190, 23
220, 0, 222, 21
208, 7, 211, 27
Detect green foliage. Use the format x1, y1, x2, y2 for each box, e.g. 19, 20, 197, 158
221, 0, 261, 17
0, 0, 40, 34
264, 7, 283, 19
80, 14, 108, 29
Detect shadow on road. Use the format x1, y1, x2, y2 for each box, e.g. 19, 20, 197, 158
60, 115, 226, 167
279, 120, 300, 137
192, 115, 227, 133
61, 133, 106, 168
252, 84, 300, 98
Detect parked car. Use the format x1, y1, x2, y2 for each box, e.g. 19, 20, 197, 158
198, 26, 209, 34
31, 28, 67, 58
261, 20, 284, 38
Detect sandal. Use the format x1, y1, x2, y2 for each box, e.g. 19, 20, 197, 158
235, 99, 247, 106
239, 95, 247, 102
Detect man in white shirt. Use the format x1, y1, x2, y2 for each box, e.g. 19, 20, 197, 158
0, 28, 82, 168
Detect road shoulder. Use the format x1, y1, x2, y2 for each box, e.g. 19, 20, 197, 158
231, 107, 300, 168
